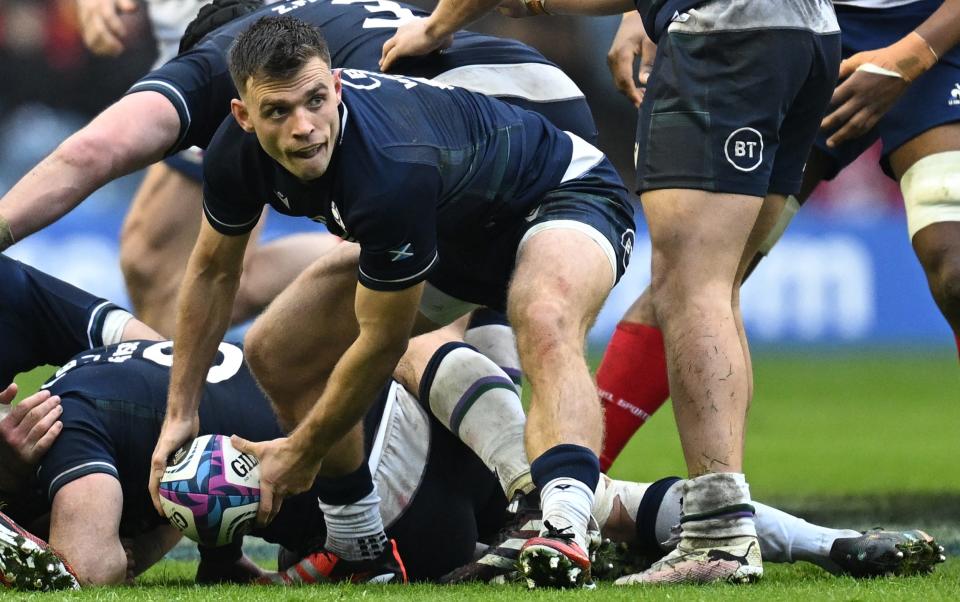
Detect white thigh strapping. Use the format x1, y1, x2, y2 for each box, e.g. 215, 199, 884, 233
900, 151, 960, 239
418, 283, 479, 326
368, 382, 431, 528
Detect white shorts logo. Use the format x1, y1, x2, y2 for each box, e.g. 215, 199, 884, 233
724, 127, 764, 172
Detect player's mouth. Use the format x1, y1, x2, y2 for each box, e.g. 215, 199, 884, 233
291, 143, 324, 159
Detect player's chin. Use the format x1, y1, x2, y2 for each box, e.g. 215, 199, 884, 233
286, 148, 329, 179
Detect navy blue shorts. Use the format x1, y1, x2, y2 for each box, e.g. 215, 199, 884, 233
816, 0, 960, 178
636, 28, 841, 197
163, 147, 204, 182
427, 160, 635, 311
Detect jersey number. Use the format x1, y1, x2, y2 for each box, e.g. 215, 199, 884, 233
272, 0, 417, 29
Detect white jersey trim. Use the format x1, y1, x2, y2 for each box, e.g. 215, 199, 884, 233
47, 461, 119, 499
85, 300, 113, 349
560, 131, 605, 184
431, 63, 585, 103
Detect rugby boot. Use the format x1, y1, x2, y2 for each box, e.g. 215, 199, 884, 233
0, 510, 79, 591
615, 536, 763, 585
828, 529, 946, 577
440, 490, 541, 584
517, 520, 595, 589
258, 539, 407, 585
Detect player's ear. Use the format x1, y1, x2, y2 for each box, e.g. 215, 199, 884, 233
333, 69, 342, 102
231, 98, 255, 133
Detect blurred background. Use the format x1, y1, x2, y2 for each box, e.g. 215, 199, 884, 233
0, 0, 953, 352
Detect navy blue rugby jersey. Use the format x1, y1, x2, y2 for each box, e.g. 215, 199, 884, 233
35, 340, 392, 537
127, 0, 565, 155
202, 69, 596, 293
0, 254, 121, 384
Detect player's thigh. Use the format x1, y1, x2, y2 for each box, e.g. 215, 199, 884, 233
120, 162, 202, 271
244, 242, 362, 386
641, 189, 763, 292
508, 190, 634, 334
48, 473, 127, 585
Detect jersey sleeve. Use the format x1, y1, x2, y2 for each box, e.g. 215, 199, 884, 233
0, 255, 123, 384
350, 161, 441, 291
35, 396, 119, 502
125, 40, 235, 154
201, 123, 264, 236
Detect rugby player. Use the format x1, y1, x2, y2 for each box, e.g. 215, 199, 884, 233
0, 0, 596, 336
149, 14, 634, 590
381, 0, 844, 586
596, 0, 960, 476
0, 258, 945, 589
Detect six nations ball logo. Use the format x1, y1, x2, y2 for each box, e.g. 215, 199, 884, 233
724, 127, 764, 172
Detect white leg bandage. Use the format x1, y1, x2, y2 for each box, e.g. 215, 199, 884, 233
464, 311, 522, 393
758, 195, 800, 255
425, 344, 531, 498
900, 151, 960, 239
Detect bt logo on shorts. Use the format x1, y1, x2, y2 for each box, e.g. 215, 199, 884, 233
724, 127, 764, 172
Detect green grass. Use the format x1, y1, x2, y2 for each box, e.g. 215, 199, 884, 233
9, 350, 960, 599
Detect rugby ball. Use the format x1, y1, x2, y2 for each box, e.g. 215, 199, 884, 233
158, 434, 260, 547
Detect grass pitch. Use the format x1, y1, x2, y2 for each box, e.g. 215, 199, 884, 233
10, 349, 960, 599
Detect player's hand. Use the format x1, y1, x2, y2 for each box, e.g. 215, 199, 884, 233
76, 0, 140, 57
230, 435, 323, 528
821, 32, 938, 148
497, 0, 542, 18
149, 413, 200, 516
606, 11, 656, 108
0, 385, 63, 469
380, 17, 454, 72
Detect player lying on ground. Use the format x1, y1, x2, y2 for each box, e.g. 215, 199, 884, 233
0, 256, 946, 589
0, 0, 596, 335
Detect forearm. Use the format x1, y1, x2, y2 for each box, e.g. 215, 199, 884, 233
915, 0, 960, 58
425, 0, 502, 38
289, 332, 406, 461
0, 93, 176, 249
544, 0, 635, 16
167, 252, 243, 417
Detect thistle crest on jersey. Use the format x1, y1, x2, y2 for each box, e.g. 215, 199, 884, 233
158, 434, 260, 546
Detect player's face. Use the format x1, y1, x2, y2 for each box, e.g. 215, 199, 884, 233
233, 57, 342, 181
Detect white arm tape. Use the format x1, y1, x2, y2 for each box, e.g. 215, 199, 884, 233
100, 309, 135, 346
856, 63, 904, 79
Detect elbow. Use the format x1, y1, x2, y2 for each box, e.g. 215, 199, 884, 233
55, 132, 119, 182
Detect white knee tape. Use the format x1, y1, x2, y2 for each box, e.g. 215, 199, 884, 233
900, 151, 960, 239
758, 195, 800, 255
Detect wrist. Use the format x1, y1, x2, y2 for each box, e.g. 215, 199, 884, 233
524, 0, 550, 15
287, 429, 324, 464
423, 16, 454, 42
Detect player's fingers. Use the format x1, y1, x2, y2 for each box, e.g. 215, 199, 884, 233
0, 383, 16, 405
266, 494, 283, 526
379, 37, 396, 70
256, 481, 275, 527
826, 108, 872, 147
29, 420, 62, 461
24, 403, 63, 450
820, 94, 859, 134
8, 389, 52, 423
380, 45, 399, 72
838, 55, 864, 81
229, 434, 259, 458
149, 446, 173, 514
20, 394, 60, 432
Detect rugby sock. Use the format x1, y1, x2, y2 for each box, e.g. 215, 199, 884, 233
421, 341, 531, 498
597, 322, 670, 472
751, 501, 859, 570
679, 473, 758, 544
465, 308, 523, 392
531, 444, 600, 551
315, 464, 388, 562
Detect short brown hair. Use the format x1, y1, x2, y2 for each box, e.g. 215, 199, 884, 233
228, 15, 332, 93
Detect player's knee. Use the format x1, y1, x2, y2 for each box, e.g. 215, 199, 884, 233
934, 256, 960, 309
69, 549, 127, 586
510, 297, 574, 357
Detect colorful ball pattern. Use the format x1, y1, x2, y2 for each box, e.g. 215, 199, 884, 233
158, 434, 261, 547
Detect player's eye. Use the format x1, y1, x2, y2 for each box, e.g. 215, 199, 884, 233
267, 106, 287, 119
309, 95, 325, 107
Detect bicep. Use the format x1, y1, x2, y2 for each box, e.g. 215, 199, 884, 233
49, 473, 127, 585
83, 92, 180, 170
